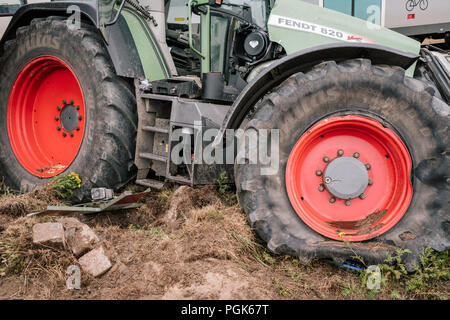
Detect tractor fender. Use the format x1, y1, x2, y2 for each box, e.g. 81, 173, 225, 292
213, 43, 419, 146
0, 3, 153, 79
0, 2, 98, 45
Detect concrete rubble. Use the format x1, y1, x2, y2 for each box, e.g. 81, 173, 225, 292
59, 217, 99, 257
32, 222, 65, 248
32, 217, 112, 278
78, 246, 112, 277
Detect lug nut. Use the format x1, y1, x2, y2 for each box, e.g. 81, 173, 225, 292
365, 163, 371, 170
57, 126, 61, 131
70, 132, 74, 137
329, 196, 336, 204
78, 115, 83, 121
353, 152, 360, 159
323, 156, 330, 163
76, 106, 80, 110
318, 184, 325, 192
315, 170, 323, 177
57, 106, 62, 111
368, 179, 373, 186
70, 100, 74, 104
55, 116, 59, 121
62, 132, 67, 137
359, 193, 366, 200
337, 149, 344, 157
63, 100, 67, 105
345, 200, 352, 206
76, 126, 80, 131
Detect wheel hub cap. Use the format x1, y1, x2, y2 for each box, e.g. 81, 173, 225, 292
60, 102, 80, 132
324, 156, 369, 200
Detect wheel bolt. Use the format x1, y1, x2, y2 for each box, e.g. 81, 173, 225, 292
70, 132, 74, 137
63, 100, 67, 105
353, 152, 360, 159
315, 170, 323, 177
318, 184, 325, 192
368, 179, 373, 186
76, 126, 80, 131
329, 196, 336, 204
57, 106, 62, 111
76, 106, 80, 110
55, 116, 59, 121
62, 132, 67, 137
337, 149, 344, 157
323, 156, 330, 163
57, 126, 61, 131
365, 163, 371, 170
78, 116, 83, 120
345, 200, 352, 206
359, 193, 366, 200
70, 100, 74, 105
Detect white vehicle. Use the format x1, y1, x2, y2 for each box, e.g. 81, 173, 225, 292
304, 0, 450, 44
1, 0, 21, 35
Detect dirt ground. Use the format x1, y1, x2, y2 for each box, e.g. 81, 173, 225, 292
0, 184, 448, 300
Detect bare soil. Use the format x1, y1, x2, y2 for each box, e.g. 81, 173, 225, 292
0, 185, 448, 300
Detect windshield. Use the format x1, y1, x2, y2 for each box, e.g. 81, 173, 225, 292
222, 0, 271, 29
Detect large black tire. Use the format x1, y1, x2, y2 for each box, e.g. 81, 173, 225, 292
0, 17, 137, 201
235, 59, 449, 267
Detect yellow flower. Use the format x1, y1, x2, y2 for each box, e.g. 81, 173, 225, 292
338, 232, 346, 238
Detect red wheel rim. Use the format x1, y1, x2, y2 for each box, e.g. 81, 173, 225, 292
286, 115, 413, 241
7, 56, 85, 178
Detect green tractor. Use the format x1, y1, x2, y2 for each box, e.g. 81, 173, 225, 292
0, 0, 449, 267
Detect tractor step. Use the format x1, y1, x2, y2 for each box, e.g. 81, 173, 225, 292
139, 152, 168, 163
134, 81, 171, 181
135, 179, 165, 189
142, 125, 169, 134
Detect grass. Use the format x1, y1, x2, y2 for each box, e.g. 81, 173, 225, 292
1, 184, 448, 300
355, 248, 450, 299
0, 238, 23, 276
341, 283, 363, 297
273, 278, 291, 297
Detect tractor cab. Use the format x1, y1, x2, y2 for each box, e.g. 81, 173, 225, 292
165, 0, 272, 75
98, 0, 282, 102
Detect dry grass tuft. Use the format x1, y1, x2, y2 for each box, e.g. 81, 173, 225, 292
0, 186, 63, 216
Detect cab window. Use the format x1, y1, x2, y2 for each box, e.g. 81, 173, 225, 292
0, 0, 24, 15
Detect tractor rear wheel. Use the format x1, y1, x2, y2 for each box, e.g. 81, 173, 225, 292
0, 17, 137, 201
235, 59, 449, 266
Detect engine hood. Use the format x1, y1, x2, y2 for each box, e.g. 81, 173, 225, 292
268, 0, 420, 75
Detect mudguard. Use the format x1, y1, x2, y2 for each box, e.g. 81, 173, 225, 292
0, 2, 170, 80
213, 42, 420, 146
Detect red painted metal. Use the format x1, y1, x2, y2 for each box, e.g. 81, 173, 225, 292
7, 56, 85, 178
286, 115, 413, 241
